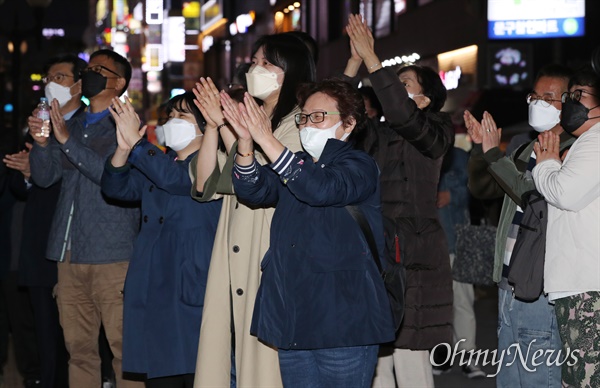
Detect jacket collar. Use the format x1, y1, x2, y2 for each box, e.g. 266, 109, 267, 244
316, 138, 353, 164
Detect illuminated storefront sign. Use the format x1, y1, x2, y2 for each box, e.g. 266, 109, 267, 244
230, 13, 254, 35
202, 35, 214, 53
201, 0, 223, 30
42, 28, 65, 38
488, 45, 531, 88
163, 16, 186, 62
437, 45, 477, 90
146, 0, 164, 25
488, 0, 585, 39
145, 44, 164, 71
439, 66, 462, 90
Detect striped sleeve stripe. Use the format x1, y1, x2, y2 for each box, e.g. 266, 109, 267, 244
271, 148, 294, 175
234, 160, 258, 175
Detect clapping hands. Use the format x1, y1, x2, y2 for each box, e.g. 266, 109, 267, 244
109, 97, 147, 151
3, 143, 32, 180
464, 110, 502, 153
192, 77, 225, 130
533, 130, 560, 164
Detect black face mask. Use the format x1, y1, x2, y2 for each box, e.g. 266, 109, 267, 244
560, 98, 600, 133
81, 71, 107, 99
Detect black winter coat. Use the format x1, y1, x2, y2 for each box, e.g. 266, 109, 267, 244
369, 68, 454, 350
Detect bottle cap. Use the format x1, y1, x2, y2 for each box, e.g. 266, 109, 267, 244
40, 97, 48, 102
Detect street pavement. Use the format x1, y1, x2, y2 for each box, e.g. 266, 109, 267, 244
434, 286, 498, 388
2, 287, 500, 388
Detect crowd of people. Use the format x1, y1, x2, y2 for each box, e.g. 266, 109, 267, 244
0, 12, 599, 388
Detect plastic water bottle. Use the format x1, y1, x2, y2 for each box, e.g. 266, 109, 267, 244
36, 97, 51, 137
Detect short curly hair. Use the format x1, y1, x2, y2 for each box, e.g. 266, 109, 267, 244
297, 79, 367, 132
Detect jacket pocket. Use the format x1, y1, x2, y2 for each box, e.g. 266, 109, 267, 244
179, 259, 207, 306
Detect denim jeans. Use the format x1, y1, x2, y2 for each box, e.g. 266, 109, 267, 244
496, 288, 562, 388
278, 345, 378, 388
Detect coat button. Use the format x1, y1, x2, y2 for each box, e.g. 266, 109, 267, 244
149, 185, 154, 192
159, 216, 164, 224
143, 215, 148, 223
404, 177, 408, 182
236, 288, 243, 296
233, 245, 240, 253
148, 149, 156, 156
291, 243, 296, 247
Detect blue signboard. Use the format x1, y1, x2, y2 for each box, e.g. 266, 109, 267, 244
489, 17, 584, 39
488, 0, 585, 40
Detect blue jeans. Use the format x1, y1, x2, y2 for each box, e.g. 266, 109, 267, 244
497, 288, 562, 388
278, 345, 378, 388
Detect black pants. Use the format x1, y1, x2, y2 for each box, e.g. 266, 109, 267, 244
145, 374, 194, 388
28, 286, 69, 388
0, 272, 40, 382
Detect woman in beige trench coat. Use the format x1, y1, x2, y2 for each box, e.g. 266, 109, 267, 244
189, 33, 316, 388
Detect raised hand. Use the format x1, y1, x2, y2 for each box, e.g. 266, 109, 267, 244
346, 14, 380, 71
239, 92, 274, 147
109, 97, 145, 149
192, 77, 224, 129
463, 110, 483, 145
220, 92, 251, 142
50, 99, 69, 144
480, 111, 502, 153
534, 130, 560, 164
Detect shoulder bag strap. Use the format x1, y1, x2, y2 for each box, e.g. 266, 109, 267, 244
346, 205, 383, 273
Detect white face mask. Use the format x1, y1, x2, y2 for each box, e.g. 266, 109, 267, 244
45, 82, 73, 108
161, 118, 201, 151
528, 102, 561, 133
245, 65, 282, 100
408, 92, 423, 100
300, 121, 348, 160
155, 125, 166, 146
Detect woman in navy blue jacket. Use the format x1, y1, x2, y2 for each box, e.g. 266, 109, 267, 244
100, 93, 222, 387
225, 79, 395, 387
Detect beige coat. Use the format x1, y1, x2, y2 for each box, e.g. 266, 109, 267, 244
192, 110, 302, 388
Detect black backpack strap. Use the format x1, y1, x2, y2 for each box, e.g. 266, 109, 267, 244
346, 205, 383, 273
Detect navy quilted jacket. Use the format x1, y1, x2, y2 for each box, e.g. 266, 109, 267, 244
233, 139, 395, 350
29, 110, 139, 263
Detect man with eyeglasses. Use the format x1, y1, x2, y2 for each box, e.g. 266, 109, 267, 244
2, 53, 87, 388
532, 68, 600, 388
465, 64, 574, 388
28, 49, 141, 388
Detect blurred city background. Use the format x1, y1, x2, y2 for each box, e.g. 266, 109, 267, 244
0, 0, 598, 152
0, 1, 597, 387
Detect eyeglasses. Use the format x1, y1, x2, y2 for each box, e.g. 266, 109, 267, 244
42, 73, 73, 84
561, 89, 599, 103
526, 93, 561, 108
295, 111, 340, 125
83, 65, 122, 78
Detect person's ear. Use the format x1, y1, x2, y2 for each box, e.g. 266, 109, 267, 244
344, 117, 357, 133
115, 77, 126, 94
71, 80, 82, 97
